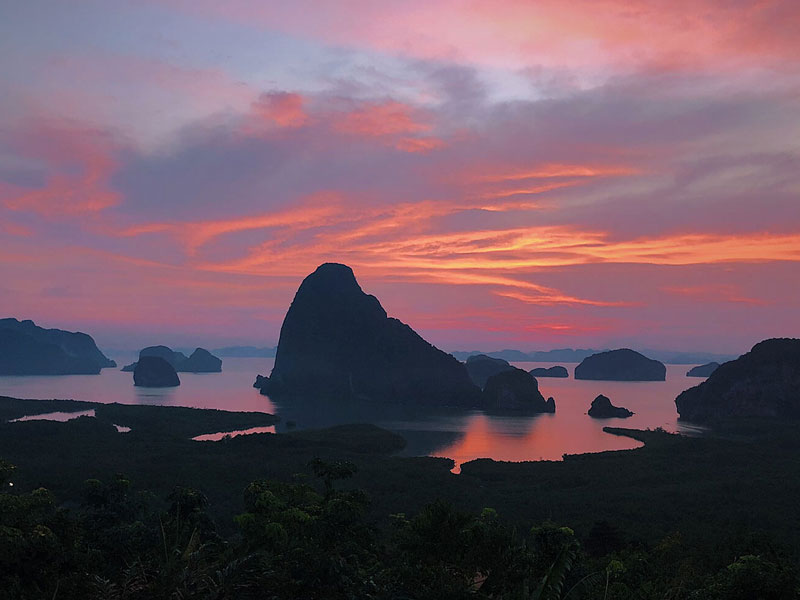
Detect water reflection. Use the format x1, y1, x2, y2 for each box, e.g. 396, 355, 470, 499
10, 409, 95, 422
192, 425, 276, 441
430, 412, 642, 473
0, 358, 709, 465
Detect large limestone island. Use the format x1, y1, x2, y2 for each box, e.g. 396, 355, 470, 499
686, 362, 720, 377
133, 356, 180, 387
0, 318, 115, 375
483, 368, 556, 412
123, 346, 222, 373
529, 365, 569, 378
676, 338, 800, 422
255, 263, 492, 407
464, 354, 514, 388
574, 349, 666, 381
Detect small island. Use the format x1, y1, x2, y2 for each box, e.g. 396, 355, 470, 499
482, 368, 556, 412
588, 394, 633, 418
574, 349, 666, 381
529, 365, 569, 378
133, 356, 181, 388
464, 354, 514, 388
123, 346, 222, 373
686, 362, 720, 377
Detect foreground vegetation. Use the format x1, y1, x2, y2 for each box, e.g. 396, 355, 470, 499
2, 396, 800, 598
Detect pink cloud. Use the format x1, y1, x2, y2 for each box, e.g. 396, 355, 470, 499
250, 92, 308, 129
0, 121, 122, 216
155, 0, 800, 74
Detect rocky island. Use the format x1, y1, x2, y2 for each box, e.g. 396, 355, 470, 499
133, 356, 180, 387
529, 365, 569, 378
123, 346, 222, 373
675, 338, 800, 422
482, 368, 556, 412
574, 349, 666, 381
686, 362, 719, 377
588, 394, 633, 418
464, 354, 514, 388
0, 318, 116, 375
180, 348, 222, 372
254, 263, 483, 407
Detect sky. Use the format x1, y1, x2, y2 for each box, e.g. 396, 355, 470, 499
1, 0, 799, 354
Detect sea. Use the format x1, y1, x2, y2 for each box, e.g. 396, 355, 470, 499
0, 356, 708, 471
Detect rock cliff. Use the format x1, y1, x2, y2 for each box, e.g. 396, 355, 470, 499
0, 318, 115, 375
676, 339, 800, 422
255, 263, 482, 407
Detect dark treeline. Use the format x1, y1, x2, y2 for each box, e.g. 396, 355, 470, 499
2, 455, 799, 599
3, 396, 800, 598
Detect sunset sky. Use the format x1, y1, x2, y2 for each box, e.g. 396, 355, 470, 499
1, 0, 799, 353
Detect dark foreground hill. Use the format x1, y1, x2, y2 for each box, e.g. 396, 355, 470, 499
255, 263, 482, 407
3, 395, 800, 598
0, 318, 115, 375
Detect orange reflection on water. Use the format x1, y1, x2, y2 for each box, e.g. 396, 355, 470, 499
431, 410, 643, 473
192, 425, 276, 442
431, 362, 705, 473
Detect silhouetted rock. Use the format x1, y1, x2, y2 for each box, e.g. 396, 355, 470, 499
676, 339, 800, 422
133, 356, 180, 387
686, 362, 720, 377
575, 349, 666, 381
260, 263, 482, 407
142, 345, 188, 367
529, 365, 569, 378
0, 318, 115, 375
588, 395, 633, 418
482, 368, 556, 412
181, 348, 222, 372
465, 354, 515, 388
123, 345, 222, 373
253, 374, 268, 389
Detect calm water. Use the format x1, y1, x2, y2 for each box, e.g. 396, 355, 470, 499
0, 357, 707, 469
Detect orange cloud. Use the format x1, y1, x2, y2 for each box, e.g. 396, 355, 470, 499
120, 192, 346, 254
469, 163, 639, 183
493, 289, 628, 307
